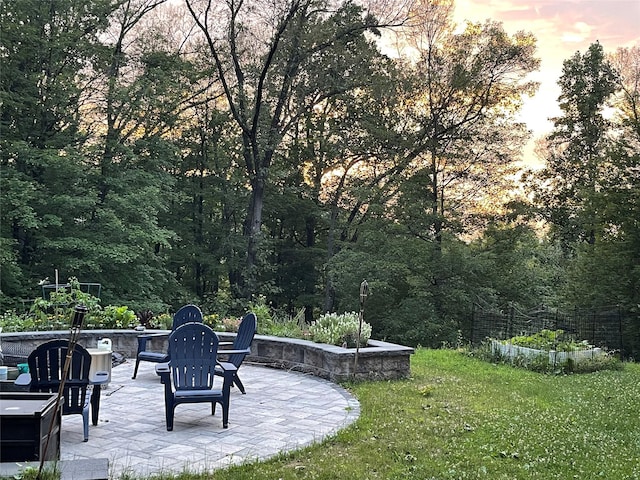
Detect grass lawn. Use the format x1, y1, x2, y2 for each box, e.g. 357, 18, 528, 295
155, 348, 640, 480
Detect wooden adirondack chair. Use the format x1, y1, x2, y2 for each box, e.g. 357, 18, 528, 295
216, 312, 257, 394
27, 340, 95, 441
155, 322, 236, 431
132, 304, 203, 379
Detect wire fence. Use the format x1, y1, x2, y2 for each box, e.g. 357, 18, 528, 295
470, 304, 640, 360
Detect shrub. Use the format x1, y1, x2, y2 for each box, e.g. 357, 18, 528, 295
30, 277, 102, 327
249, 295, 273, 330
136, 309, 154, 328
0, 311, 36, 332
151, 313, 172, 329
99, 305, 137, 329
203, 314, 220, 329
259, 309, 306, 338
220, 316, 241, 332
309, 312, 371, 347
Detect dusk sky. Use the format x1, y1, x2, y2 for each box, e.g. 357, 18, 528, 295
452, 0, 640, 163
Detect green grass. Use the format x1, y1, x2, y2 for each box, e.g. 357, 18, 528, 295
150, 349, 640, 480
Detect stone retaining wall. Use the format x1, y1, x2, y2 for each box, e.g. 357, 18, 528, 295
1, 330, 414, 382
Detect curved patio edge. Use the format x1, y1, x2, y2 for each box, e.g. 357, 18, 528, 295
1, 330, 414, 382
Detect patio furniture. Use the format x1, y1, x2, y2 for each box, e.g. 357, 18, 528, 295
24, 340, 100, 442
132, 304, 203, 379
155, 322, 236, 430
0, 392, 61, 461
216, 312, 257, 394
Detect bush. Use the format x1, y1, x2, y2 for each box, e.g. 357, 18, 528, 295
1, 287, 379, 350
309, 312, 372, 347
220, 316, 241, 332
99, 305, 137, 329
151, 313, 172, 329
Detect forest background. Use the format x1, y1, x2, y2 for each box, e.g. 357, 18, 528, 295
1, 0, 638, 353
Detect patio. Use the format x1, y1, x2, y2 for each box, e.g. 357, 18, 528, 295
55, 358, 360, 478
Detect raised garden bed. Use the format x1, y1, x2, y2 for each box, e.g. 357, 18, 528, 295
491, 339, 604, 365
1, 330, 414, 382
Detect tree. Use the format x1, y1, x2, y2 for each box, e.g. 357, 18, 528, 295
532, 42, 619, 248
184, 0, 393, 297
527, 42, 640, 313
0, 0, 116, 306
393, 19, 539, 243
561, 44, 640, 310
470, 223, 564, 310
264, 17, 401, 314
342, 17, 539, 332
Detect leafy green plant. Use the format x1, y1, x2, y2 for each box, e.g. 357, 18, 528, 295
259, 308, 307, 338
309, 312, 372, 347
202, 314, 220, 329
101, 305, 137, 329
249, 295, 273, 328
506, 329, 591, 352
11, 465, 59, 480
1, 289, 377, 350
0, 311, 36, 332
151, 313, 172, 329
483, 330, 621, 374
249, 296, 306, 338
31, 277, 102, 323
136, 310, 154, 328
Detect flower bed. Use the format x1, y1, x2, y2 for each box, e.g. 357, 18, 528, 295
0, 330, 414, 382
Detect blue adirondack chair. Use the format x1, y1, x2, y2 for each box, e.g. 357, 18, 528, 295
27, 340, 95, 441
216, 312, 257, 394
155, 322, 236, 430
132, 304, 203, 379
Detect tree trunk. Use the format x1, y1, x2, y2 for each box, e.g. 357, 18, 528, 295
323, 205, 338, 313
244, 174, 265, 297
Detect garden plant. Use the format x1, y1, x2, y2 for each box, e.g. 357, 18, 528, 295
0, 281, 371, 349
488, 329, 620, 373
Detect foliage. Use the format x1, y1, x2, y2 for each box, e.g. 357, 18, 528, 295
0, 311, 38, 333
309, 312, 371, 347
133, 349, 640, 480
1, 279, 131, 332
10, 464, 59, 480
248, 296, 273, 329
29, 278, 102, 328
184, 0, 392, 296
391, 19, 539, 241
469, 224, 566, 309
554, 46, 640, 312
503, 329, 591, 352
484, 331, 622, 374
328, 225, 481, 348
151, 313, 172, 330
531, 42, 619, 249
262, 312, 308, 339
250, 297, 307, 339
99, 305, 137, 329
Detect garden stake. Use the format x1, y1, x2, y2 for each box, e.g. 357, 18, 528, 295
354, 280, 368, 378
38, 304, 88, 480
